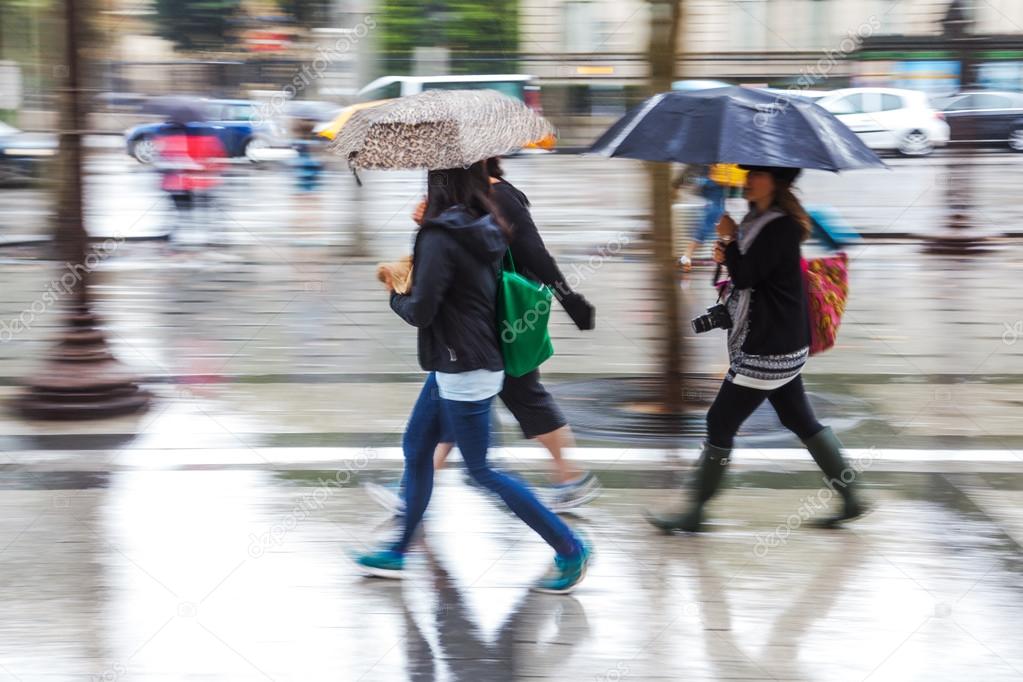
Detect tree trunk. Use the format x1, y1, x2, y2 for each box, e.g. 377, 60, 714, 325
647, 0, 686, 412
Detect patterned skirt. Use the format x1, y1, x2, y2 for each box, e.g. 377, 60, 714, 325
727, 346, 809, 391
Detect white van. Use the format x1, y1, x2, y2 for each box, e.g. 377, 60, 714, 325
358, 74, 542, 111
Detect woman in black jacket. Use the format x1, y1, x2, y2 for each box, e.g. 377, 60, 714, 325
364, 158, 601, 514
352, 161, 591, 594
647, 166, 868, 532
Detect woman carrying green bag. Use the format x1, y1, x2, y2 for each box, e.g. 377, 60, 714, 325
352, 161, 591, 594
364, 159, 601, 517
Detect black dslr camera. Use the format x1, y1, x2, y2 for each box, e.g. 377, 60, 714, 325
691, 303, 732, 334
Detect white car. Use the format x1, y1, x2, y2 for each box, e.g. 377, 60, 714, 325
358, 74, 541, 112
816, 87, 950, 157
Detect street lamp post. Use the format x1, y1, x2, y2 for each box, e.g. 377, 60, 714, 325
936, 0, 981, 250
16, 0, 150, 419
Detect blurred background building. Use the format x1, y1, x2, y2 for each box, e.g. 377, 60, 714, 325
2, 0, 1023, 143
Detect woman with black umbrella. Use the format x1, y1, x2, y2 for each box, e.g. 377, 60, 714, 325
589, 86, 883, 532
646, 166, 869, 532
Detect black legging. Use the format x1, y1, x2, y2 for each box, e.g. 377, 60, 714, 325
706, 375, 824, 449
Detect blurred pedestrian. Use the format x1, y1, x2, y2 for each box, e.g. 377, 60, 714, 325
291, 118, 325, 194
365, 157, 600, 515
676, 163, 746, 272
647, 166, 869, 532
155, 122, 195, 225
352, 161, 591, 594
155, 122, 224, 240
289, 117, 327, 230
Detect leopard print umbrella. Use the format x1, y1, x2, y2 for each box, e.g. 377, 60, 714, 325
327, 89, 556, 170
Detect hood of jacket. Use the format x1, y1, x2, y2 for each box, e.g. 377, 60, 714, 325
420, 205, 507, 263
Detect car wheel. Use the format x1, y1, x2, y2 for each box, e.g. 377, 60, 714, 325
1009, 129, 1023, 152
897, 130, 933, 157
243, 136, 269, 162
131, 135, 156, 164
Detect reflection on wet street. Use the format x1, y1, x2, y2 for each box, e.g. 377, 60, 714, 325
2, 469, 1022, 680
7, 1, 1023, 677
2, 142, 1022, 682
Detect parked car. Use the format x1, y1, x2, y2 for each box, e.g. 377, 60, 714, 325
761, 87, 831, 103
357, 74, 542, 112
0, 121, 58, 185
933, 90, 1023, 151
125, 99, 284, 164
671, 79, 730, 91
816, 87, 950, 156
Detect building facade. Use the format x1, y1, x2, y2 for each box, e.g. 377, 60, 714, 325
519, 0, 1023, 84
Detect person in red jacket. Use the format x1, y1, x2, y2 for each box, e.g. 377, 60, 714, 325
156, 123, 225, 235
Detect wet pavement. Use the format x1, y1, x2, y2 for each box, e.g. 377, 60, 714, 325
2, 144, 1023, 680
1, 469, 1023, 681
1, 239, 1021, 450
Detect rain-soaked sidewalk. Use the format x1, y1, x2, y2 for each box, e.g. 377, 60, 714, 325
2, 468, 1023, 681
1, 242, 1022, 451
3, 150, 1023, 679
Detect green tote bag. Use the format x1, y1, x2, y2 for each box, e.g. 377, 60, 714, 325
497, 250, 554, 377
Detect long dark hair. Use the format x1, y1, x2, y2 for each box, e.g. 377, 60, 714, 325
485, 157, 505, 180
773, 182, 812, 242
424, 161, 512, 240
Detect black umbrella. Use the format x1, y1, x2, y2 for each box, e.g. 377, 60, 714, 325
142, 96, 209, 125
590, 86, 885, 171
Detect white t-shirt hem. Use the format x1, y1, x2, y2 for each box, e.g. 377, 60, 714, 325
435, 369, 504, 402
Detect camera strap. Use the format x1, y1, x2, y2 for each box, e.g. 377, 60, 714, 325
712, 263, 730, 304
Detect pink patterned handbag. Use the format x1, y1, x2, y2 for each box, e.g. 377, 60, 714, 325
801, 252, 849, 355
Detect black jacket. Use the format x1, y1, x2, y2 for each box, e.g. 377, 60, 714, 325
494, 181, 596, 330
723, 214, 810, 355
391, 206, 507, 374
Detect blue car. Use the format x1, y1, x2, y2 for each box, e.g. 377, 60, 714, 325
125, 99, 283, 164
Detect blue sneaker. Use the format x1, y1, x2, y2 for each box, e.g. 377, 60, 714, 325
531, 536, 592, 594
350, 549, 404, 579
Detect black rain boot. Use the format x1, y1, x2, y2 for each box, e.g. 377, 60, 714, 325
645, 443, 731, 533
803, 426, 870, 528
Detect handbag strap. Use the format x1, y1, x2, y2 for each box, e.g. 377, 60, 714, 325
503, 249, 517, 273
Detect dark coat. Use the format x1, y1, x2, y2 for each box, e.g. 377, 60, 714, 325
390, 206, 507, 373
723, 214, 810, 355
494, 181, 596, 330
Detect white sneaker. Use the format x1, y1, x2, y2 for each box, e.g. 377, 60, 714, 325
547, 472, 602, 513
363, 481, 405, 515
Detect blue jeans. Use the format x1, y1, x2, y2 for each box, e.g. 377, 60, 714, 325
391, 373, 581, 558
